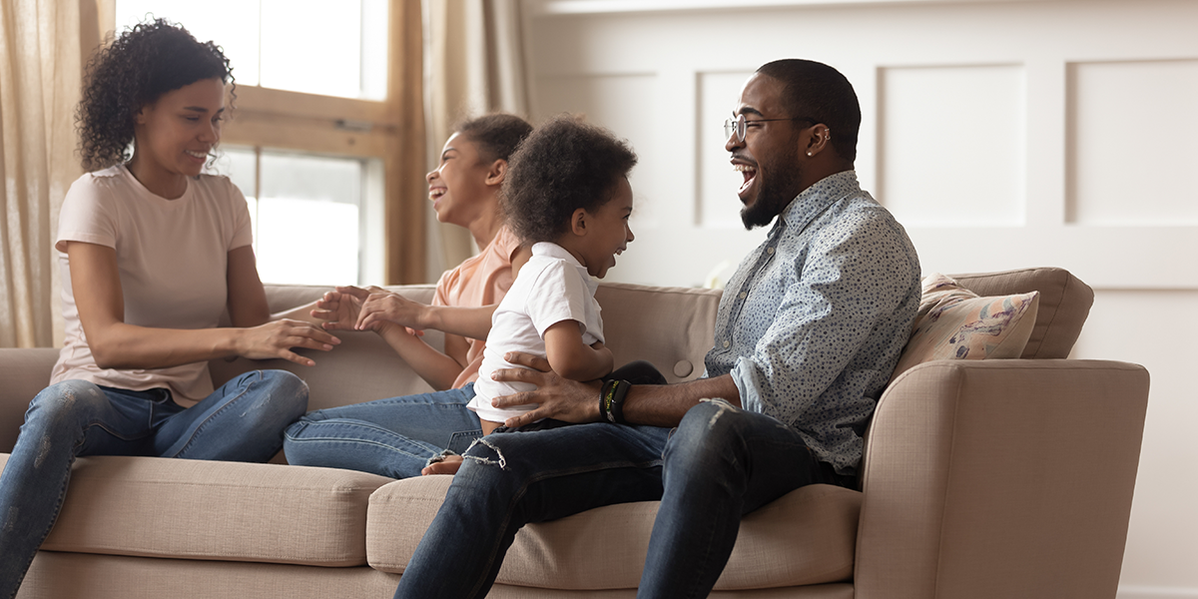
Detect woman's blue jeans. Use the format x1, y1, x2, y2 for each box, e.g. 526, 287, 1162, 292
0, 370, 308, 599
393, 399, 853, 599
283, 383, 484, 479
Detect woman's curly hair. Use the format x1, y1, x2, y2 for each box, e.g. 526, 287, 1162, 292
501, 115, 637, 245
77, 18, 234, 171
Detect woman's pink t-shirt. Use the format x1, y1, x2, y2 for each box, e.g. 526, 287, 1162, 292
51, 165, 252, 406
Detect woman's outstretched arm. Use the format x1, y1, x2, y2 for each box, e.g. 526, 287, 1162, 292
70, 241, 340, 369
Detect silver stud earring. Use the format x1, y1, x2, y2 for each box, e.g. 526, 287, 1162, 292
807, 151, 813, 157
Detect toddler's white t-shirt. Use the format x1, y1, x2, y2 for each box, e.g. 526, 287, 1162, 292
470, 242, 603, 423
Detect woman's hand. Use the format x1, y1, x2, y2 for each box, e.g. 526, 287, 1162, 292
357, 290, 430, 332
235, 319, 341, 366
489, 352, 603, 428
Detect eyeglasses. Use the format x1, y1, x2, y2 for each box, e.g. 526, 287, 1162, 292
723, 114, 817, 142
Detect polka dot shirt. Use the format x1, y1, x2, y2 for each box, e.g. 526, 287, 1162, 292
704, 170, 921, 475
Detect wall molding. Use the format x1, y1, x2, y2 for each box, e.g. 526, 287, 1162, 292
1119, 586, 1198, 599
529, 0, 1040, 16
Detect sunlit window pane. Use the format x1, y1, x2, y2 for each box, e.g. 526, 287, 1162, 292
114, 0, 261, 86
113, 0, 388, 100
217, 147, 257, 197
211, 148, 383, 286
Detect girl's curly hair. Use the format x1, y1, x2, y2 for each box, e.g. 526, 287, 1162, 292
501, 115, 637, 245
454, 113, 533, 164
77, 18, 234, 171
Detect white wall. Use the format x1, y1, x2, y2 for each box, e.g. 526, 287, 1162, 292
520, 0, 1198, 596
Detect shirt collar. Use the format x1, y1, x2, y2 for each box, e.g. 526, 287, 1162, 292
532, 241, 584, 268
778, 170, 860, 232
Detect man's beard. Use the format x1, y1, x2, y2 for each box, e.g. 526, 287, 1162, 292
740, 146, 802, 229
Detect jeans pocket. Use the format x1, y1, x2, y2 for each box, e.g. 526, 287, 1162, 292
447, 429, 484, 454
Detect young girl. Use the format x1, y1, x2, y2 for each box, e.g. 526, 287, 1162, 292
312, 114, 534, 392
282, 116, 534, 476
284, 115, 663, 477
0, 20, 335, 596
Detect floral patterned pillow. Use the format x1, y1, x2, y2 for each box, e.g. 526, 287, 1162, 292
890, 273, 1040, 382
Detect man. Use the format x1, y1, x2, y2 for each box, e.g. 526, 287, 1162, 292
395, 58, 921, 599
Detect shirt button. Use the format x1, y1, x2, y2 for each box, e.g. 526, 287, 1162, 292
766, 247, 775, 255
723, 340, 730, 348
739, 291, 747, 299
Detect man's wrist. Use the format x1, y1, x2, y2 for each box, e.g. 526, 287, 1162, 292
599, 379, 630, 424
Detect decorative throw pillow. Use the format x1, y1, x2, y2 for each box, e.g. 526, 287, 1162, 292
890, 273, 1040, 381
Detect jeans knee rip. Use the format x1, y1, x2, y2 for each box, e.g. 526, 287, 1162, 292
699, 397, 737, 427
2, 506, 17, 534
33, 434, 52, 469
462, 436, 506, 469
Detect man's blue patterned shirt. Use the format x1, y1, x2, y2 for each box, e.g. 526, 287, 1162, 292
704, 170, 921, 475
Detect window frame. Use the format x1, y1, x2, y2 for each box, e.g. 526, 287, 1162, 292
94, 0, 427, 284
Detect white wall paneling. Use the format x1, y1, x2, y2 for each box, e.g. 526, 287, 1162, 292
698, 71, 754, 229
879, 63, 1026, 227
1068, 59, 1198, 226
1073, 290, 1198, 596
522, 0, 1198, 595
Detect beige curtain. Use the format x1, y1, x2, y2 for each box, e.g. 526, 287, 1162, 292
422, 0, 529, 280
0, 0, 88, 348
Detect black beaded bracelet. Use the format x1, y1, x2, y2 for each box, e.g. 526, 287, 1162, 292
599, 379, 631, 424
609, 379, 630, 424
599, 379, 617, 422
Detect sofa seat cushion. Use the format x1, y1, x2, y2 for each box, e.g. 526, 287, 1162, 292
367, 476, 861, 590
11, 455, 393, 566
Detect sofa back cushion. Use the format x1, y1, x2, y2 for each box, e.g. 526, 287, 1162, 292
210, 282, 722, 412
594, 282, 721, 383
949, 267, 1093, 359
216, 269, 1082, 413
209, 285, 442, 412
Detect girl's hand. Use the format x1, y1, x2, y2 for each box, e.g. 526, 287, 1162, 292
357, 290, 429, 332
310, 286, 368, 330
236, 319, 341, 366
421, 454, 463, 476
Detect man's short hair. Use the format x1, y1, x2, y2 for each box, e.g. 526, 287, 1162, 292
756, 59, 861, 162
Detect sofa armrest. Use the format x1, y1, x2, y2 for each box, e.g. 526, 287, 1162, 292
855, 359, 1149, 599
0, 348, 59, 453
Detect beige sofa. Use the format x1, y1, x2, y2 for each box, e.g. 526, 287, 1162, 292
0, 267, 1148, 598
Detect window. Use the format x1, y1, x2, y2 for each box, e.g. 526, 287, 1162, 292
108, 0, 427, 285
215, 148, 384, 285
114, 0, 388, 100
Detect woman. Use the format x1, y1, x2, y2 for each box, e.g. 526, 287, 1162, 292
0, 20, 337, 596
283, 114, 535, 477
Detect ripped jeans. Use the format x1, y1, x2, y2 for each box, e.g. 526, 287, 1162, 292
394, 399, 853, 599
0, 370, 308, 599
